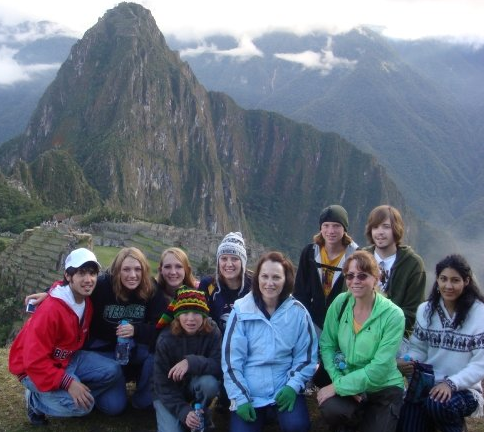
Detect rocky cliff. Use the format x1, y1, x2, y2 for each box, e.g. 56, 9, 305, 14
0, 2, 414, 257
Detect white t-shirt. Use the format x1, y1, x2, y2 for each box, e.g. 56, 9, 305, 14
374, 251, 396, 293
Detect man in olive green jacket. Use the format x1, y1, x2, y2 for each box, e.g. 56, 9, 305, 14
363, 205, 426, 335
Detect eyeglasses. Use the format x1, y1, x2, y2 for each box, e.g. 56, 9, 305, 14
345, 273, 370, 281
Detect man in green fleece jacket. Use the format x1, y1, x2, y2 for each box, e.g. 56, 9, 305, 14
363, 205, 426, 335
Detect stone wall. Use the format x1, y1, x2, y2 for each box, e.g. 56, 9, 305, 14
0, 225, 92, 296
0, 222, 266, 301
90, 221, 266, 268
0, 222, 268, 344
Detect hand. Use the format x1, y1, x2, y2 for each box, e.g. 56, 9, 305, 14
236, 402, 257, 422
24, 292, 48, 306
429, 382, 452, 403
317, 384, 336, 406
116, 322, 134, 338
185, 409, 202, 429
168, 359, 189, 382
352, 393, 365, 403
67, 380, 94, 410
275, 385, 297, 412
397, 358, 414, 378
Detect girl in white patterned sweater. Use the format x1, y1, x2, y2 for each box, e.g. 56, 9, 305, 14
397, 254, 484, 432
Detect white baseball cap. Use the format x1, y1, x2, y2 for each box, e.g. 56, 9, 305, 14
65, 248, 101, 270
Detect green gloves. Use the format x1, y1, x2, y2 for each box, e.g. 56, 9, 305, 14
275, 385, 297, 412
236, 402, 257, 422
236, 386, 296, 421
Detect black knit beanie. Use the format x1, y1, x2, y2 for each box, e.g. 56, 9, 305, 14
319, 205, 349, 232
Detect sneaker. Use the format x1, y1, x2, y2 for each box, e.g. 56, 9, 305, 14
25, 390, 48, 426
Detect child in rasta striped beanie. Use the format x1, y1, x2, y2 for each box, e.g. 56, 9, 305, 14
152, 288, 221, 431
156, 286, 210, 330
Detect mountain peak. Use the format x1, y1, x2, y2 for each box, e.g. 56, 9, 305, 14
0, 2, 412, 257
88, 2, 164, 41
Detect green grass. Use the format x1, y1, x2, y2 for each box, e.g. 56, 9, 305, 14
131, 234, 169, 251
93, 245, 159, 277
93, 246, 120, 269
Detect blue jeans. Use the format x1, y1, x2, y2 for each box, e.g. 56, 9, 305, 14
22, 350, 124, 417
230, 394, 311, 432
154, 375, 220, 432
89, 339, 154, 409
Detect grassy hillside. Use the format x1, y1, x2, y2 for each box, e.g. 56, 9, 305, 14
93, 246, 159, 277
1, 347, 483, 431
0, 175, 51, 234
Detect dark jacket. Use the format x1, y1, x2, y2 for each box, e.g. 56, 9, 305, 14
363, 244, 426, 334
294, 242, 358, 329
199, 273, 252, 332
88, 273, 168, 351
153, 321, 222, 422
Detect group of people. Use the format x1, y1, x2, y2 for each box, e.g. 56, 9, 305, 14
8, 204, 484, 432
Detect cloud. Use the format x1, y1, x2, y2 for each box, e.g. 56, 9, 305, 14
0, 46, 60, 85
2, 0, 484, 47
180, 35, 263, 61
0, 18, 72, 86
0, 12, 77, 43
0, 46, 28, 84
274, 37, 357, 75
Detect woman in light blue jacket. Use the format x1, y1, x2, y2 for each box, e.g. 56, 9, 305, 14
222, 251, 318, 432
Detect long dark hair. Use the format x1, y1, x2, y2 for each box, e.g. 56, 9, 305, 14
427, 254, 484, 328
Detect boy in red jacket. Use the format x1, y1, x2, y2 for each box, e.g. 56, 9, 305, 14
9, 248, 123, 425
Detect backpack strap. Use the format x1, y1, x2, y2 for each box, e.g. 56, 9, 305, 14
311, 259, 343, 272
337, 294, 350, 322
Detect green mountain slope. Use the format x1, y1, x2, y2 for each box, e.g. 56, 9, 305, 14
0, 3, 432, 258
169, 30, 484, 232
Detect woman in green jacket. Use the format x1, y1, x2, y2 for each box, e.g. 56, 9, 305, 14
317, 250, 405, 432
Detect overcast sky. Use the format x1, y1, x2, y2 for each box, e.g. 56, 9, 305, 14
1, 0, 483, 44
1, 0, 483, 86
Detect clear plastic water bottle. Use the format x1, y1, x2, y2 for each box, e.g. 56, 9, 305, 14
115, 319, 130, 365
334, 351, 347, 371
397, 337, 410, 359
191, 403, 204, 432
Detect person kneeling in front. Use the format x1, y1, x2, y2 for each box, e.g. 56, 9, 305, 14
9, 248, 124, 425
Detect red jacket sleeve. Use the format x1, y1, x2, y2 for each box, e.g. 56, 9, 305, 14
9, 298, 81, 392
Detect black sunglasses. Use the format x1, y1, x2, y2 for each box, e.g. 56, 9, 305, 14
345, 273, 370, 281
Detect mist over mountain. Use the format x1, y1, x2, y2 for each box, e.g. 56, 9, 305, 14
0, 20, 76, 144
166, 30, 484, 238
2, 15, 481, 253
0, 2, 437, 261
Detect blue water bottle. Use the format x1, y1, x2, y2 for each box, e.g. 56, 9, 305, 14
115, 319, 130, 365
333, 351, 347, 371
191, 403, 205, 432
